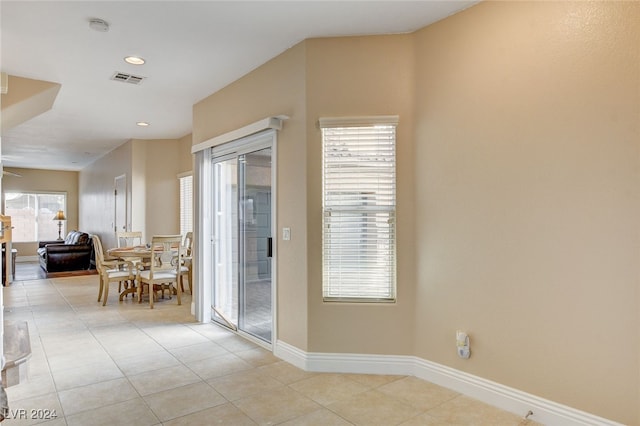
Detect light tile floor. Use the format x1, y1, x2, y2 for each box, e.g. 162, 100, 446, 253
2, 274, 538, 425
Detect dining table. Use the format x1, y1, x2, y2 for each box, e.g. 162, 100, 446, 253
106, 245, 152, 300
107, 245, 152, 259
106, 244, 187, 301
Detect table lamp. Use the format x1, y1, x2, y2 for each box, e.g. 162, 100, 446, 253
53, 210, 66, 240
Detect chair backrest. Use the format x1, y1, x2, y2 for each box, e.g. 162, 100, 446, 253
149, 235, 182, 274
91, 235, 106, 271
183, 231, 193, 256
116, 231, 143, 248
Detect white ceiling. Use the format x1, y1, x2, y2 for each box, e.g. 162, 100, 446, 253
1, 1, 477, 171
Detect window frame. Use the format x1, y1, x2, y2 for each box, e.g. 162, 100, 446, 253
3, 191, 67, 243
320, 116, 398, 303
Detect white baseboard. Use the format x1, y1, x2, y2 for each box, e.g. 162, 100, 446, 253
274, 340, 622, 426
16, 255, 38, 263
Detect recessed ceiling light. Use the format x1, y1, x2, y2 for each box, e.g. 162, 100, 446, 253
124, 56, 145, 65
136, 121, 150, 127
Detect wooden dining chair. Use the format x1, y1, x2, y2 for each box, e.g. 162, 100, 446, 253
136, 235, 182, 309
92, 235, 136, 306
116, 231, 143, 248
115, 231, 144, 292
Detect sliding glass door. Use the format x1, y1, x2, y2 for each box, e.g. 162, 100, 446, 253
211, 133, 273, 344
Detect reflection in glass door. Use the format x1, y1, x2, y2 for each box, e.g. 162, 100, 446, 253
212, 144, 273, 343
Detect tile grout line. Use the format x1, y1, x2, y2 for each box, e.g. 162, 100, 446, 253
51, 276, 164, 424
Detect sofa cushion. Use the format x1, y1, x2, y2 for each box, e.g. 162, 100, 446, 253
64, 231, 79, 244
64, 231, 89, 245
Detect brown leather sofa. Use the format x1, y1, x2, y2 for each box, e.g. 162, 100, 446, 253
37, 231, 93, 273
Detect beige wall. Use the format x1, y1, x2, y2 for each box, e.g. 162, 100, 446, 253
0, 75, 60, 131
131, 140, 146, 236
2, 167, 79, 257
194, 42, 309, 350
178, 134, 193, 174
79, 137, 189, 249
305, 35, 416, 354
79, 142, 132, 249
413, 2, 639, 423
139, 139, 182, 238
192, 2, 639, 424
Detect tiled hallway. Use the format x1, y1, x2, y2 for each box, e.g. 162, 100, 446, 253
2, 273, 535, 425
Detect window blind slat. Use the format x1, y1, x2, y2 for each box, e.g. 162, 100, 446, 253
322, 123, 397, 302
179, 175, 193, 236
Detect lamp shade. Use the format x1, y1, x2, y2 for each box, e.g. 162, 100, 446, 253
53, 210, 66, 221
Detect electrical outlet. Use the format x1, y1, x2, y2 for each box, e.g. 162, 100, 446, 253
456, 330, 471, 359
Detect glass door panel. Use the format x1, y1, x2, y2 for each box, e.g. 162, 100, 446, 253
239, 148, 272, 342
212, 157, 239, 328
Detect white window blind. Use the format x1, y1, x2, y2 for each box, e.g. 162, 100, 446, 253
179, 174, 193, 236
321, 117, 397, 302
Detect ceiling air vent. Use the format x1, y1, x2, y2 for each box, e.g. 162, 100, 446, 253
111, 72, 145, 85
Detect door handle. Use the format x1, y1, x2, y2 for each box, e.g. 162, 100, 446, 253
267, 237, 272, 258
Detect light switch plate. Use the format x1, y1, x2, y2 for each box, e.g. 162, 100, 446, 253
282, 227, 291, 241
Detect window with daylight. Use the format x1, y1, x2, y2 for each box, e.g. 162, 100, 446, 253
179, 174, 193, 236
320, 116, 398, 302
4, 192, 67, 242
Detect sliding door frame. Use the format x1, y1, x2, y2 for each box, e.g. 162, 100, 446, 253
201, 130, 278, 349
